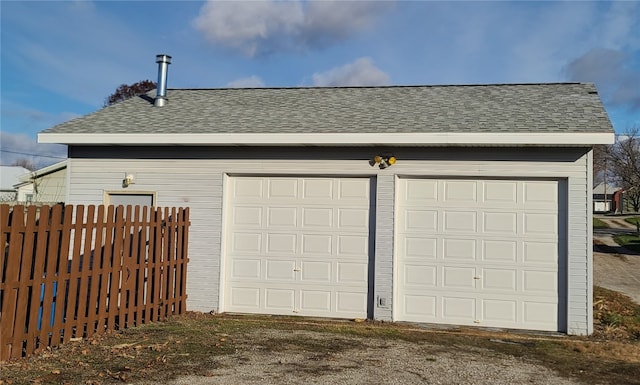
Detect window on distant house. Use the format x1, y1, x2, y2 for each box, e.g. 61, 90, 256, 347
25, 194, 33, 203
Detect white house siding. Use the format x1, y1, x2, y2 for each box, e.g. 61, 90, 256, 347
36, 167, 67, 203
66, 146, 592, 335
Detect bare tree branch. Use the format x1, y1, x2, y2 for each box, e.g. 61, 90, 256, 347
607, 126, 640, 212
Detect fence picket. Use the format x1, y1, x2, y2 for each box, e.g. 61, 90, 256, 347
138, 207, 149, 325
86, 205, 105, 338
11, 206, 37, 357
76, 205, 96, 338
4, 206, 26, 359
53, 206, 73, 345
0, 204, 189, 361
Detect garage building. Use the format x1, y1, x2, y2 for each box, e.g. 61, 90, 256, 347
39, 75, 614, 334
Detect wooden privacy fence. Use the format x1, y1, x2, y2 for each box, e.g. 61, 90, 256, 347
0, 204, 190, 361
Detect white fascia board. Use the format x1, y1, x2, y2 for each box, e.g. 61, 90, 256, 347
17, 159, 68, 182
38, 132, 615, 146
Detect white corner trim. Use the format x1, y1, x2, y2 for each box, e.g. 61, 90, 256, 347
38, 132, 615, 146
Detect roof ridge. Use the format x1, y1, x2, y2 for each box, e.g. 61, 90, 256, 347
164, 82, 590, 91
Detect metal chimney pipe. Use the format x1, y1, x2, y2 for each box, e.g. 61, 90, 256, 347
154, 54, 172, 107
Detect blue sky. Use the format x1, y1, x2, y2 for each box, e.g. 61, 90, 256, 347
1, 0, 639, 168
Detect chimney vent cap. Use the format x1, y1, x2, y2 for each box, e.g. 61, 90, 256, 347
156, 54, 172, 64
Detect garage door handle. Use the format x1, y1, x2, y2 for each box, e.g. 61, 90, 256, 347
473, 276, 482, 280
293, 268, 301, 272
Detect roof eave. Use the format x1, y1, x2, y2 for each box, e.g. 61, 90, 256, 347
38, 132, 615, 147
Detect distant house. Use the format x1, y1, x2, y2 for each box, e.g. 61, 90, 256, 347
0, 166, 31, 202
592, 182, 621, 212
13, 160, 67, 204
612, 188, 640, 214
37, 55, 615, 335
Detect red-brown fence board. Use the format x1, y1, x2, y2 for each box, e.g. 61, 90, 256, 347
0, 204, 190, 361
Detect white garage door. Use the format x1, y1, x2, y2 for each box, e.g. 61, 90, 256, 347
396, 178, 564, 331
224, 176, 371, 318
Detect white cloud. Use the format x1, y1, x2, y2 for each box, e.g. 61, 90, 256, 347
0, 131, 67, 169
226, 76, 265, 88
193, 0, 392, 56
312, 57, 391, 87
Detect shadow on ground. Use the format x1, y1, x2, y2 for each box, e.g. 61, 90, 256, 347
594, 243, 640, 256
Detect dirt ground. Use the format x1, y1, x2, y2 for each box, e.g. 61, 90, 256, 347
162, 329, 581, 385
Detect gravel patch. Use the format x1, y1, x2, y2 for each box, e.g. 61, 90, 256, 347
158, 329, 581, 385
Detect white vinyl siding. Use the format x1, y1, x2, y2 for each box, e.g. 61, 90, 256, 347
65, 146, 592, 334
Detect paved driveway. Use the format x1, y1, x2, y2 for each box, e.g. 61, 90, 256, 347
593, 216, 640, 304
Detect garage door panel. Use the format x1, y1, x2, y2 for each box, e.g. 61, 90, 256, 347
267, 207, 297, 227
444, 180, 477, 202
338, 179, 369, 200
443, 211, 477, 232
482, 240, 517, 262
300, 261, 332, 282
483, 181, 517, 205
443, 267, 475, 289
523, 302, 557, 329
403, 179, 438, 203
523, 213, 557, 236
404, 295, 437, 318
266, 233, 296, 253
338, 208, 369, 229
481, 268, 517, 291
229, 287, 261, 309
300, 290, 332, 312
403, 210, 438, 231
265, 260, 296, 281
337, 262, 368, 284
337, 235, 368, 256
397, 178, 561, 331
302, 179, 333, 199
302, 208, 333, 228
482, 299, 517, 323
268, 179, 298, 199
232, 206, 263, 226
523, 242, 558, 264
403, 264, 437, 287
523, 271, 557, 293
265, 288, 296, 310
225, 176, 370, 318
483, 212, 517, 234
302, 234, 332, 255
442, 296, 476, 319
336, 292, 367, 313
443, 238, 476, 260
231, 259, 261, 280
231, 233, 262, 253
234, 178, 264, 199
523, 181, 557, 206
402, 237, 437, 259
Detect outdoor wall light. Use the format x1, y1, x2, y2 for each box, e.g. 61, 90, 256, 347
122, 173, 135, 188
371, 155, 397, 169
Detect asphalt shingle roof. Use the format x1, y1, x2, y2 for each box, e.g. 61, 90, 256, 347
41, 83, 613, 135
